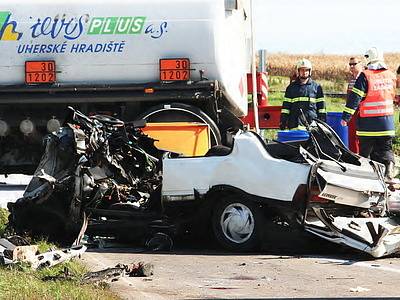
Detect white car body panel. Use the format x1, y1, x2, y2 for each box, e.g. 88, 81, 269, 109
162, 131, 310, 202
315, 160, 385, 208
319, 184, 378, 209
305, 209, 400, 258
317, 160, 385, 193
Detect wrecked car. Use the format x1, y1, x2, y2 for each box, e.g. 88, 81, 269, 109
7, 107, 400, 258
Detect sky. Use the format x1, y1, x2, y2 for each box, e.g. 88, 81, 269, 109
253, 0, 399, 55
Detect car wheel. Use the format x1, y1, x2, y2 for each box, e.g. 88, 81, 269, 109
212, 196, 264, 251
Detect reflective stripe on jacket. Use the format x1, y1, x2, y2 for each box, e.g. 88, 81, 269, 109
359, 70, 395, 118
342, 70, 396, 137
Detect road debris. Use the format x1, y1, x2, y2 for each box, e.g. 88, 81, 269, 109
0, 236, 87, 269
123, 262, 154, 277
30, 245, 87, 270
82, 262, 154, 285
229, 275, 257, 281
326, 276, 355, 280
81, 266, 125, 285
145, 232, 173, 251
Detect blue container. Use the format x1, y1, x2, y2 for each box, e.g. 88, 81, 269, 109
326, 112, 348, 147
277, 130, 309, 143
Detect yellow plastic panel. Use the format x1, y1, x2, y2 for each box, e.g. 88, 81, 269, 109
141, 122, 210, 156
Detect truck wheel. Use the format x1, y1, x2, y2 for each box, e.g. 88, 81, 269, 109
212, 196, 264, 251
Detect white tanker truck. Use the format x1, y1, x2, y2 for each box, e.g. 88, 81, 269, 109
0, 0, 252, 173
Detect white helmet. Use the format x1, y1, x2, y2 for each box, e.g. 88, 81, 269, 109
296, 58, 312, 70
296, 58, 312, 77
364, 47, 384, 65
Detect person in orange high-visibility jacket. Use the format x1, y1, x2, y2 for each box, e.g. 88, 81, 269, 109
341, 47, 396, 179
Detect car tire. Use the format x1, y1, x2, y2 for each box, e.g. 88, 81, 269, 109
212, 195, 264, 252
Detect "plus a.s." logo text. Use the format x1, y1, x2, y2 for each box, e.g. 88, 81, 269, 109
87, 16, 146, 35
0, 11, 22, 41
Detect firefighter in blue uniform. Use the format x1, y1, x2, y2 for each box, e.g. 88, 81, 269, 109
280, 59, 326, 130
341, 47, 397, 179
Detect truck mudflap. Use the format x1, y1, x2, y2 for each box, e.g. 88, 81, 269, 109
305, 207, 400, 258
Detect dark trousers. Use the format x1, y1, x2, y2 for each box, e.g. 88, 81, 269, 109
358, 136, 394, 164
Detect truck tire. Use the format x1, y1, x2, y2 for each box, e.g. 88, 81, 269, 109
212, 196, 264, 252
138, 103, 221, 145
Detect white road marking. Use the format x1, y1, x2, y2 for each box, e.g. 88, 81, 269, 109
306, 255, 400, 274
0, 174, 31, 208
0, 187, 26, 208
0, 174, 31, 185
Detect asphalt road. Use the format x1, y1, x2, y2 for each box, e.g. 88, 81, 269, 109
82, 243, 400, 299
81, 223, 400, 299
1, 175, 400, 299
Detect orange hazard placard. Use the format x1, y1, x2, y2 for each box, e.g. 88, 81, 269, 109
159, 58, 190, 81
25, 61, 56, 84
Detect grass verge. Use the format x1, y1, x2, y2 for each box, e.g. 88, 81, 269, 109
0, 208, 9, 237
0, 262, 119, 300
0, 208, 119, 300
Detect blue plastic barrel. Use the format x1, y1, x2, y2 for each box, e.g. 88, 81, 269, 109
326, 112, 348, 147
277, 130, 309, 143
